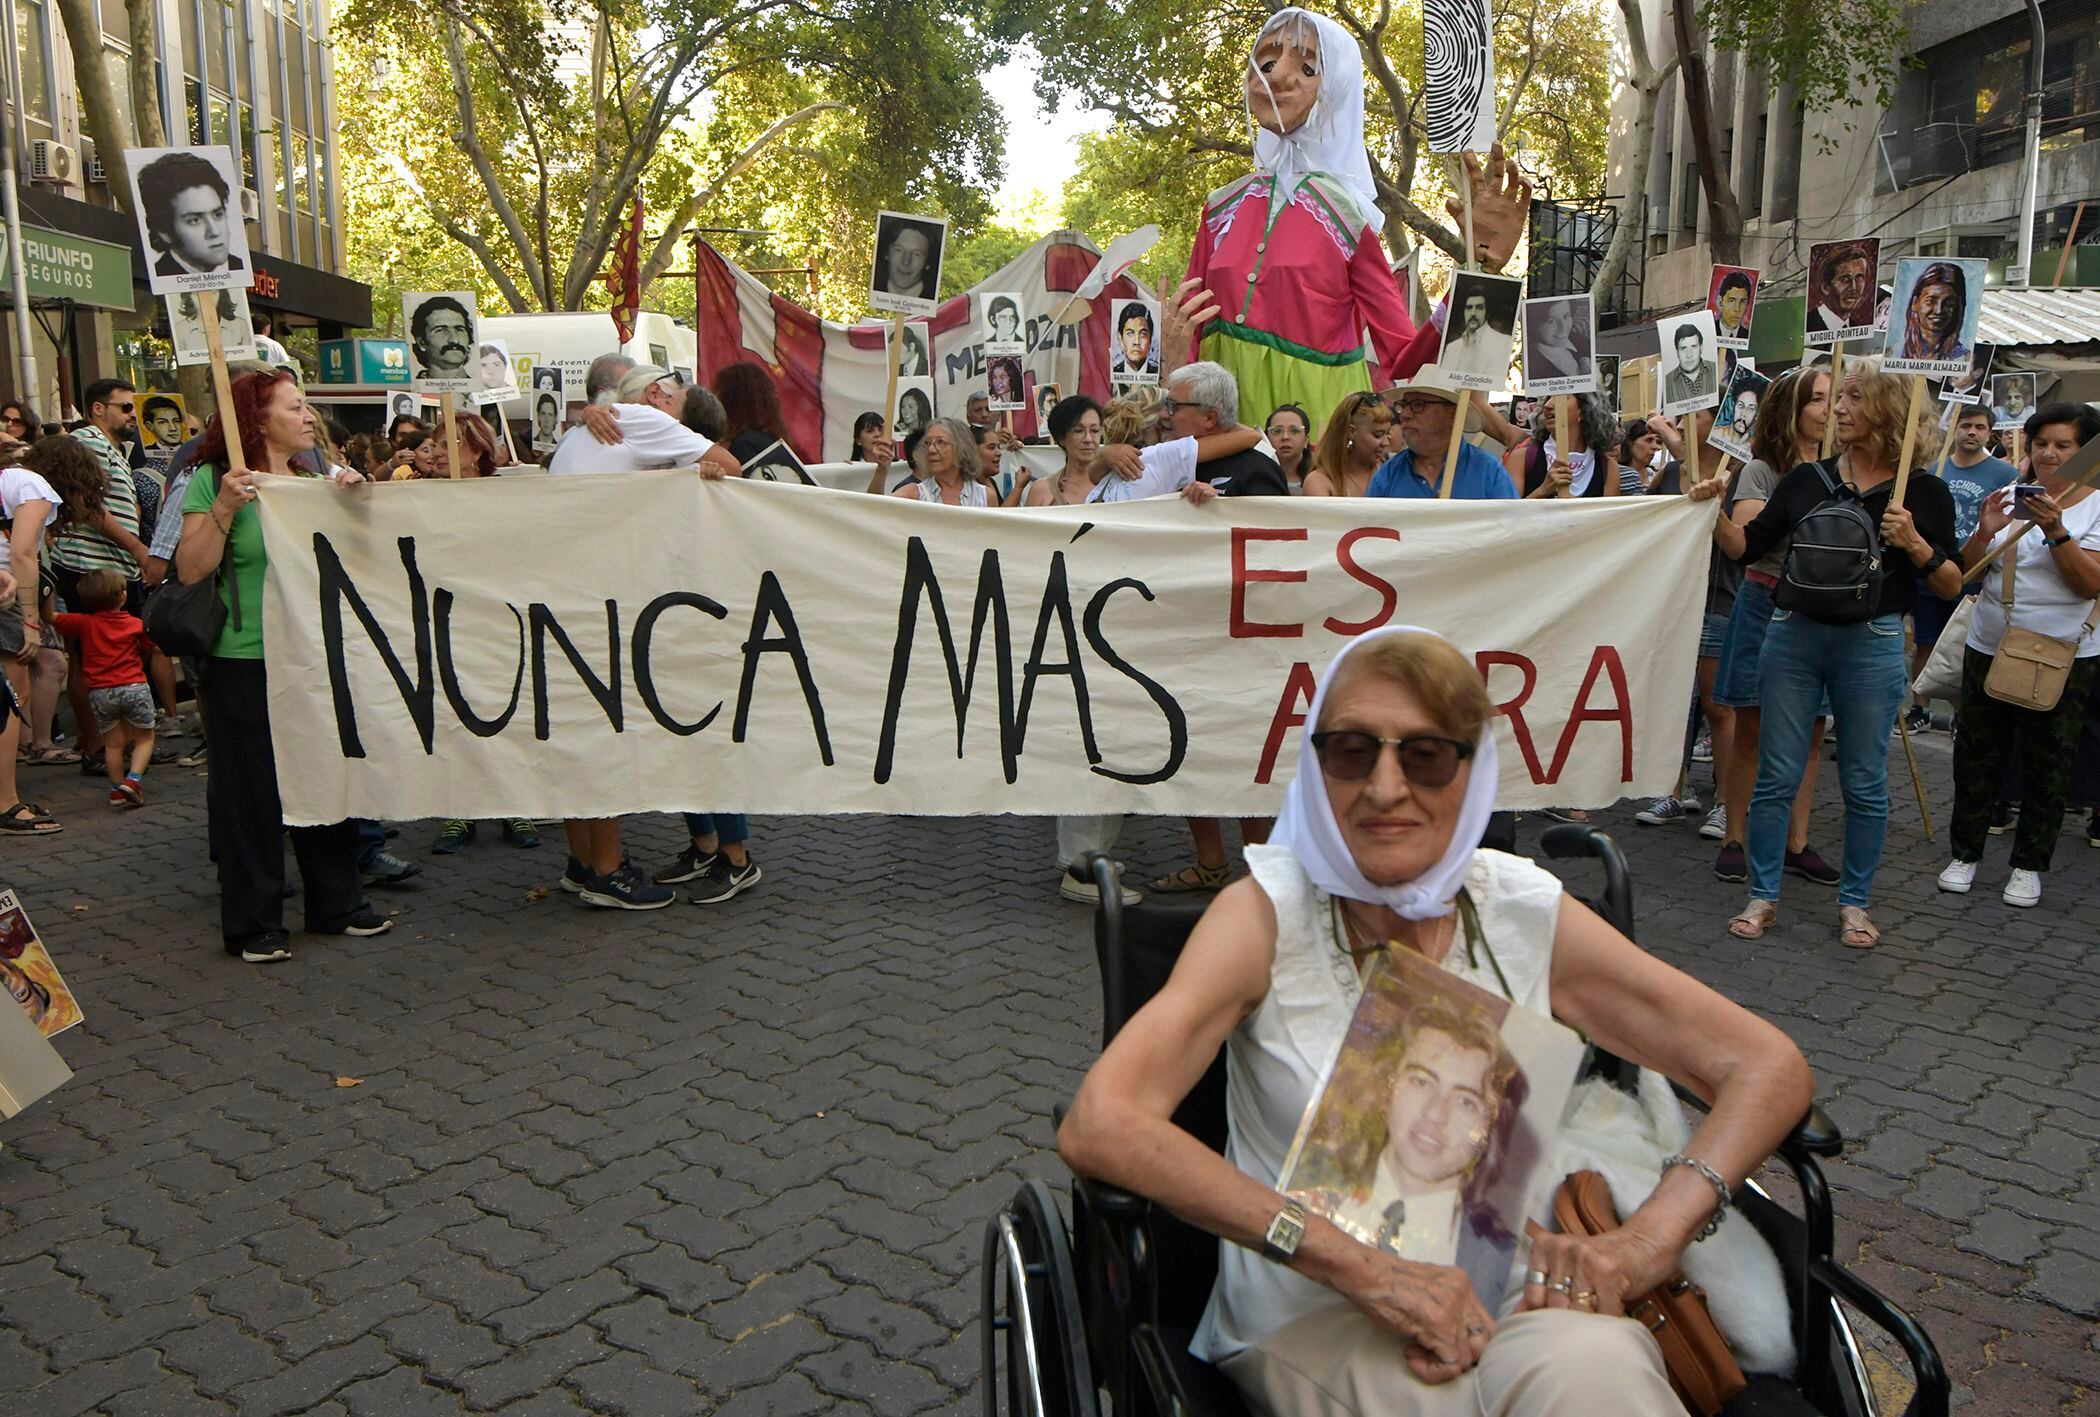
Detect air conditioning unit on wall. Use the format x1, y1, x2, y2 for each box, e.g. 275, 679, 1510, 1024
29, 139, 75, 184
239, 187, 262, 222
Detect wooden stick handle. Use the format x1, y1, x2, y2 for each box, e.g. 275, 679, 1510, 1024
441, 392, 461, 479
884, 313, 905, 440
1439, 391, 1469, 499
1890, 375, 1927, 504
1688, 415, 1701, 487
1554, 397, 1571, 497
1819, 346, 1845, 460
197, 297, 247, 474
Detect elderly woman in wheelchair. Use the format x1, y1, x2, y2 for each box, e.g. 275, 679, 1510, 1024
1057, 626, 1816, 1416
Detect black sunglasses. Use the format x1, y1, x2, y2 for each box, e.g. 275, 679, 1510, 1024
1309, 731, 1473, 787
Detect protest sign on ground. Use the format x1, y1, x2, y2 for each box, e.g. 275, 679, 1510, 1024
256, 477, 1714, 824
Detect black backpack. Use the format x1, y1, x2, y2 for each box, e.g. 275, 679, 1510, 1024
1776, 460, 1883, 623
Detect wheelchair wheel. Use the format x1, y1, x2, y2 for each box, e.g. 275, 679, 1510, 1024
980, 1179, 1099, 1417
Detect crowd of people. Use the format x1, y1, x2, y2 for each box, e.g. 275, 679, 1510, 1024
3, 306, 2095, 962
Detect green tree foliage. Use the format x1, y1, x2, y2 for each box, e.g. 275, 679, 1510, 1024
337, 0, 1008, 317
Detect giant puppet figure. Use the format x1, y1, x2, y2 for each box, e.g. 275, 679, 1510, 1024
1182, 8, 1531, 416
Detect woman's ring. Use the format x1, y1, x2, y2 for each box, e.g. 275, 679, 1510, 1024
1466, 1322, 1485, 1337
1547, 1277, 1573, 1295
1526, 1269, 1548, 1286
1573, 1289, 1598, 1310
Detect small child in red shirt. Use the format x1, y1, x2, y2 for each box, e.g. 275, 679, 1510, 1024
53, 568, 156, 807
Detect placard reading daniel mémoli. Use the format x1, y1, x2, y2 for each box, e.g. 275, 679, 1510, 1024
254, 477, 1714, 825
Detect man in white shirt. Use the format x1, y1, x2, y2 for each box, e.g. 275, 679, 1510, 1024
546, 356, 741, 912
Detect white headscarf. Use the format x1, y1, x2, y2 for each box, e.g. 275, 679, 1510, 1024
1267, 626, 1501, 921
1247, 7, 1382, 224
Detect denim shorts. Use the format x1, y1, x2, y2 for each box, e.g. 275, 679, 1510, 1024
88, 682, 155, 733
1712, 580, 1777, 708
1700, 609, 1730, 660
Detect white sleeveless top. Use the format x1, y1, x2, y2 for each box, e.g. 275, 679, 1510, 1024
916, 477, 990, 507
1188, 844, 1567, 1363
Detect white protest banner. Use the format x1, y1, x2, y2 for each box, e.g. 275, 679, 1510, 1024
256, 478, 1713, 826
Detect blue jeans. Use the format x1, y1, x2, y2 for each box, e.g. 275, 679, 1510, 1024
1748, 611, 1908, 907
355, 819, 388, 869
682, 813, 749, 846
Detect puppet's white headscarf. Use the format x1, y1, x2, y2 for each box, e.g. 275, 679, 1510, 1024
1248, 7, 1381, 224
1267, 626, 1501, 920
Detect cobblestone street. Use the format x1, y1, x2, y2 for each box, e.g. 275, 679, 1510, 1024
1, 727, 2096, 1414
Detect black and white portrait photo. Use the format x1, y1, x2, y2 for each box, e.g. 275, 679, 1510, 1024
1109, 298, 1161, 386
869, 211, 949, 317
404, 291, 479, 392
1594, 355, 1621, 416
473, 338, 518, 401
895, 380, 936, 440
1519, 293, 1596, 395
1992, 373, 2036, 429
1655, 309, 1720, 416
1437, 271, 1521, 392
896, 323, 930, 379
982, 291, 1024, 353
388, 391, 421, 431
126, 145, 252, 296
165, 287, 256, 367
1943, 343, 1997, 406
529, 366, 565, 452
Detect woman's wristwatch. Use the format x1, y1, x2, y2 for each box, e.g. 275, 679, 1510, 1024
1262, 1199, 1308, 1263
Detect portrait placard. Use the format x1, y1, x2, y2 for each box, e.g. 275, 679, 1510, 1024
472, 336, 519, 402
137, 392, 187, 454
1519, 293, 1596, 395
870, 211, 949, 317
895, 322, 931, 380
1941, 343, 1997, 406
404, 291, 479, 393
986, 354, 1026, 412
894, 379, 936, 441
1029, 378, 1061, 442
1277, 947, 1582, 1307
1991, 373, 2036, 430
0, 889, 82, 1037
1594, 355, 1621, 417
1109, 296, 1161, 387
1708, 363, 1770, 464
167, 288, 256, 367
528, 367, 565, 452
1804, 238, 1881, 345
1882, 257, 1988, 377
1707, 265, 1759, 351
387, 391, 423, 433
1438, 272, 1522, 393
125, 145, 252, 295
981, 291, 1025, 355
1656, 310, 1721, 416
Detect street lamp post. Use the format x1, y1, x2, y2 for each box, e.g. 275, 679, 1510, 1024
2015, 0, 2047, 289
0, 0, 41, 405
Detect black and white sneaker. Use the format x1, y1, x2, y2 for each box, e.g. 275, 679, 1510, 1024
688, 855, 762, 905
361, 850, 422, 888
1902, 705, 1931, 734
231, 930, 292, 963
653, 843, 718, 885
1989, 803, 2017, 836
560, 856, 591, 893
579, 862, 675, 911
320, 910, 395, 938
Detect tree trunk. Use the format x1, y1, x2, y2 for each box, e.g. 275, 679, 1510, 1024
1669, 0, 1744, 266
51, 0, 136, 210
1592, 0, 1679, 304
124, 0, 165, 146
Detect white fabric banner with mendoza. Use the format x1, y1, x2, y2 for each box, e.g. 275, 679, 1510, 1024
255, 476, 1714, 826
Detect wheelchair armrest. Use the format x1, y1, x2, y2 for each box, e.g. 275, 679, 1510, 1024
1074, 1174, 1153, 1224
1668, 1081, 1845, 1159
1809, 1256, 1950, 1417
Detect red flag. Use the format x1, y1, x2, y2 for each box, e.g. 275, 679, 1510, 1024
608, 196, 643, 345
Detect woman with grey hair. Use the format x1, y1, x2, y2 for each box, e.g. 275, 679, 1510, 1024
1510, 393, 1621, 498
890, 418, 995, 507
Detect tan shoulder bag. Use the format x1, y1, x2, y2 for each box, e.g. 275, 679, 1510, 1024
1984, 542, 2100, 712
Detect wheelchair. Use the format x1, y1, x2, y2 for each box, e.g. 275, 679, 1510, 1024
981, 826, 1950, 1417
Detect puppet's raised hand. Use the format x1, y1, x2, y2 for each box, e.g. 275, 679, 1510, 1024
1445, 144, 1534, 273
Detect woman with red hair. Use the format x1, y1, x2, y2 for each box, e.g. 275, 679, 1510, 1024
714, 361, 792, 467
173, 369, 392, 963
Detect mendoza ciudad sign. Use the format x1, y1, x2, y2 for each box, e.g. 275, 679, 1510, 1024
256, 475, 1715, 826
0, 225, 134, 310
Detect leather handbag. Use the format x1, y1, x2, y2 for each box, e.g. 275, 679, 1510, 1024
1553, 1169, 1746, 1416
142, 473, 241, 659
1984, 550, 2098, 712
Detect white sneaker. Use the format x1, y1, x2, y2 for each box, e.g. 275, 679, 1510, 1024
1936, 859, 1978, 894
1059, 874, 1143, 906
1634, 797, 1686, 826
2002, 869, 2042, 908
1698, 803, 1727, 840
1680, 790, 1703, 813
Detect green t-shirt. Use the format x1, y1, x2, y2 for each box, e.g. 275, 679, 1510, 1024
181, 464, 266, 660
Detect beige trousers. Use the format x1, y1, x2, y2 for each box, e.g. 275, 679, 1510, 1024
1218, 1305, 1683, 1417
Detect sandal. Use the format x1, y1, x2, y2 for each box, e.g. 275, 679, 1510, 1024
1148, 862, 1233, 893
0, 801, 62, 834
21, 745, 79, 766
1839, 906, 1879, 950
1728, 899, 1777, 940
